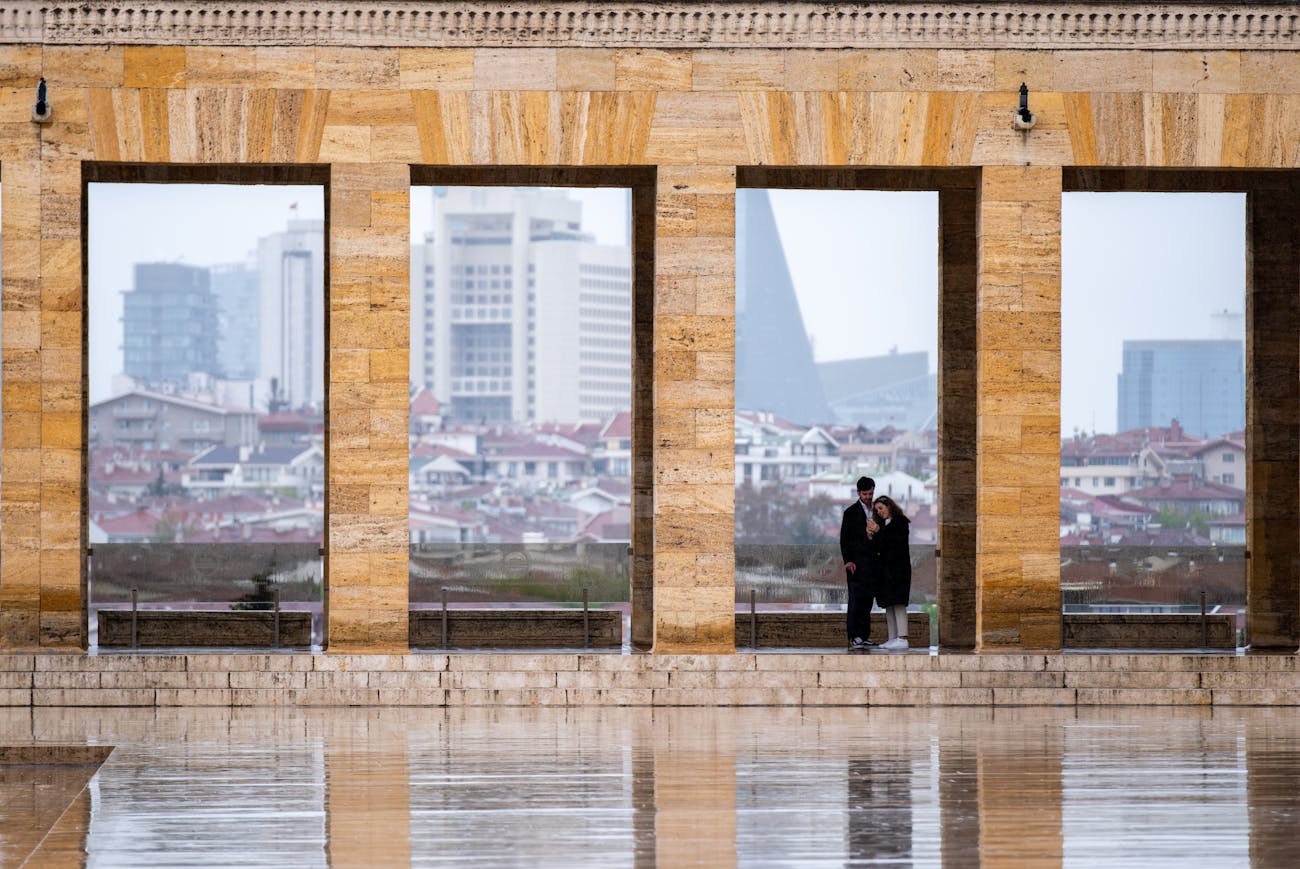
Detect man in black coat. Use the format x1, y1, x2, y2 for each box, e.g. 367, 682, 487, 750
839, 476, 879, 650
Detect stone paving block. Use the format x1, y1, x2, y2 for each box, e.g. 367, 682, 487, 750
1210, 689, 1300, 705
1065, 671, 1203, 689
445, 671, 560, 690
869, 688, 995, 706
230, 671, 308, 689
556, 670, 671, 690
1075, 688, 1212, 706
0, 688, 31, 706
800, 688, 870, 706
934, 654, 1050, 671
960, 670, 1065, 688
313, 655, 403, 672
399, 654, 448, 672
1200, 671, 1300, 689
819, 670, 963, 689
444, 689, 569, 706
34, 672, 100, 689
563, 688, 657, 705
448, 654, 580, 672
0, 672, 33, 688
651, 688, 802, 706
377, 689, 448, 705
188, 654, 314, 672
99, 671, 206, 690
990, 688, 1078, 706
33, 688, 154, 706
154, 689, 233, 706
0, 655, 34, 671
37, 654, 185, 672
305, 670, 373, 689
366, 671, 443, 689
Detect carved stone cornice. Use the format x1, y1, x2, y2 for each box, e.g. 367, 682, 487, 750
0, 2, 1297, 50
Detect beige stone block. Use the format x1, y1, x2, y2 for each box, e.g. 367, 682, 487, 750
368, 485, 408, 516
399, 48, 474, 90
325, 90, 415, 127
474, 48, 557, 91
44, 47, 124, 88
316, 48, 400, 90
993, 51, 1056, 92
784, 50, 841, 91
938, 50, 996, 91
254, 48, 317, 89
0, 46, 40, 86
693, 50, 784, 91
412, 91, 473, 163
318, 125, 371, 162
186, 47, 260, 86
557, 49, 616, 91
652, 91, 742, 129
1052, 51, 1153, 92
617, 50, 692, 90
1153, 51, 1242, 94
838, 50, 938, 91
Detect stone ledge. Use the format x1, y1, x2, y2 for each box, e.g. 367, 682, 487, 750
1, 2, 1296, 50
2, 651, 1299, 706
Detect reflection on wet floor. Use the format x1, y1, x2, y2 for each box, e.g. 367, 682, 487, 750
2, 706, 1299, 867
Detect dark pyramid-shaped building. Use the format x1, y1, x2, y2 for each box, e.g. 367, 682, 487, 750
735, 189, 831, 425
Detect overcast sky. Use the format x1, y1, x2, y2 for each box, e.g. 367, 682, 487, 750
86, 184, 1242, 437
764, 188, 1244, 436
87, 184, 326, 402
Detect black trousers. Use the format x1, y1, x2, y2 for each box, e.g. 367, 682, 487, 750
846, 575, 873, 642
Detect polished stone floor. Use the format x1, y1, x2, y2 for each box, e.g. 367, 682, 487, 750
2, 706, 1299, 867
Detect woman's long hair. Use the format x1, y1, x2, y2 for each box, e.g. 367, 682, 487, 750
873, 495, 909, 523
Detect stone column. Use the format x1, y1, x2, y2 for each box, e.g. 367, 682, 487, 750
652, 165, 736, 653
0, 141, 83, 647
630, 180, 657, 650
327, 163, 410, 652
1245, 185, 1300, 650
938, 182, 979, 650
975, 167, 1062, 650
0, 148, 42, 649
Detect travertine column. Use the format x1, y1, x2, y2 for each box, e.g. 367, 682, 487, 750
327, 163, 410, 652
0, 146, 43, 648
938, 183, 979, 650
1, 90, 84, 649
652, 165, 735, 653
1245, 186, 1300, 650
975, 167, 1062, 650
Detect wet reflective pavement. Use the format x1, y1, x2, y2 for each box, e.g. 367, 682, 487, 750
3, 706, 1300, 867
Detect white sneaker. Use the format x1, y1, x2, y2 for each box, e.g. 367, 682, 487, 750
882, 637, 909, 651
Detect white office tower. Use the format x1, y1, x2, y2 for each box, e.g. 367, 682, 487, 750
258, 219, 325, 411
413, 188, 631, 425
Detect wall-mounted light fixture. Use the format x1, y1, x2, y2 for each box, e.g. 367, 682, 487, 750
1012, 82, 1035, 131
32, 77, 51, 124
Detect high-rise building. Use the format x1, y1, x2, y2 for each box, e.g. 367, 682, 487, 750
258, 220, 324, 410
411, 188, 631, 424
1117, 339, 1244, 438
735, 190, 830, 425
121, 262, 219, 390
210, 260, 260, 381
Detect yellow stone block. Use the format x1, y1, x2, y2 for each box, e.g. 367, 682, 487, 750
399, 48, 474, 90
316, 48, 400, 90
616, 50, 692, 91
124, 46, 186, 88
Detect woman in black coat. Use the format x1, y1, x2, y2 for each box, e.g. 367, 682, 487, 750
872, 496, 912, 650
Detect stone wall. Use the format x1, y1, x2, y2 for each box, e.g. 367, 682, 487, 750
1, 2, 1298, 654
